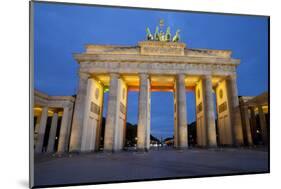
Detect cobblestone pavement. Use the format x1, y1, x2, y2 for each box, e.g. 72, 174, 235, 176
33, 147, 269, 187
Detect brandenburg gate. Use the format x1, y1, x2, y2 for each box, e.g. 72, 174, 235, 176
34, 22, 246, 153
68, 39, 244, 153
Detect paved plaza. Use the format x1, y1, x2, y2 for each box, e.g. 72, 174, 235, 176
34, 147, 269, 187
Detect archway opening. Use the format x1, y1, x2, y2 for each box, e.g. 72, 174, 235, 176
213, 92, 219, 146
42, 116, 52, 152
124, 91, 138, 150
151, 91, 174, 149
186, 91, 196, 147
99, 91, 108, 150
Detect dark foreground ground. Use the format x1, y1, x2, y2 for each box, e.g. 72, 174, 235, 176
34, 147, 269, 187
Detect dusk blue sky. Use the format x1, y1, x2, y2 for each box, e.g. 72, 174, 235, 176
34, 2, 268, 139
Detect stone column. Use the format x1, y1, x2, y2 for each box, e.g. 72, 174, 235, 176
175, 74, 188, 148
104, 73, 119, 151
95, 90, 104, 151
34, 113, 41, 135
81, 77, 105, 152
122, 90, 128, 149
195, 80, 207, 147
173, 96, 179, 147
35, 106, 48, 153
58, 107, 70, 153
34, 112, 42, 145
47, 111, 59, 153
203, 75, 217, 147
65, 106, 74, 151
258, 106, 268, 145
137, 73, 151, 150
227, 75, 244, 146
250, 107, 257, 143
242, 106, 253, 145
69, 72, 89, 152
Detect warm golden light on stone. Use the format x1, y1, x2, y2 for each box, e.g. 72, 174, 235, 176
34, 39, 268, 154
93, 74, 226, 92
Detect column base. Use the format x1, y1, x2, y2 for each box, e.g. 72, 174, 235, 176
55, 151, 69, 156
218, 144, 236, 148
103, 149, 124, 153
206, 146, 219, 150
136, 148, 149, 152
233, 142, 245, 147
34, 151, 43, 155
195, 145, 208, 149
174, 146, 189, 150
208, 144, 218, 148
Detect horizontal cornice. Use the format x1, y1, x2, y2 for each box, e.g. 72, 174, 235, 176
73, 53, 240, 65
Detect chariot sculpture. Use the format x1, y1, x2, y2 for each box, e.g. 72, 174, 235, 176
146, 19, 181, 42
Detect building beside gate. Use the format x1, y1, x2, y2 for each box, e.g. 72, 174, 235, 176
33, 90, 75, 153
239, 92, 269, 146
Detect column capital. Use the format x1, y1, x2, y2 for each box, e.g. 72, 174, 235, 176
177, 73, 186, 80
139, 73, 149, 79
109, 72, 120, 78
203, 74, 212, 80
63, 106, 70, 111
79, 72, 90, 79
52, 109, 59, 114
228, 73, 237, 80
42, 106, 49, 112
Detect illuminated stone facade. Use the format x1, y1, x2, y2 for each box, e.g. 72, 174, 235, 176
69, 40, 242, 152
239, 92, 268, 146
33, 40, 260, 153
33, 90, 75, 153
